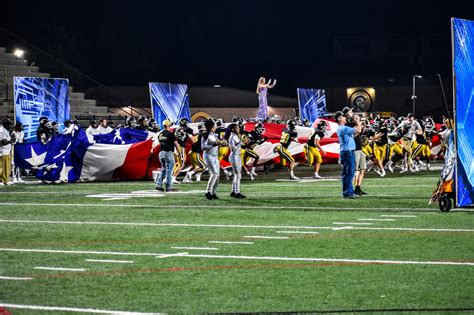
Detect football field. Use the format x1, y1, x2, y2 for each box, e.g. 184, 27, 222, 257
0, 170, 473, 314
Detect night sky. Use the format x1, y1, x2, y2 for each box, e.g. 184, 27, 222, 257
2, 0, 473, 95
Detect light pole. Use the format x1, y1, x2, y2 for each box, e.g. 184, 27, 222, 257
411, 75, 422, 115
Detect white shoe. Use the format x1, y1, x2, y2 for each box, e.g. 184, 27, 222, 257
313, 174, 323, 179
18, 178, 25, 183
195, 174, 202, 182
385, 161, 394, 173
375, 168, 382, 176
290, 175, 300, 180
6, 181, 14, 186
172, 177, 180, 185
250, 167, 258, 176
249, 173, 255, 181
400, 167, 407, 174
380, 171, 386, 177
0, 182, 4, 186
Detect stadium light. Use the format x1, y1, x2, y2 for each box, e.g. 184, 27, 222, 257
411, 75, 423, 115
213, 85, 221, 88
13, 49, 25, 58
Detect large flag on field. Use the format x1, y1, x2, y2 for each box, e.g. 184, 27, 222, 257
14, 121, 444, 183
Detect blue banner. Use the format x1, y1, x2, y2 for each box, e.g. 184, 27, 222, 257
149, 82, 191, 128
453, 18, 474, 207
14, 77, 70, 143
297, 88, 327, 123
93, 128, 149, 144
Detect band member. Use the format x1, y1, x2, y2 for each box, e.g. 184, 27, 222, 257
202, 118, 222, 199
226, 123, 246, 198
275, 119, 299, 180
305, 120, 327, 179
11, 122, 25, 184
256, 77, 277, 120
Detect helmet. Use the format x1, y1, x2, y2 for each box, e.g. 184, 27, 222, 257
232, 115, 243, 123
198, 122, 206, 132
148, 118, 157, 127
126, 116, 137, 128
303, 118, 310, 126
287, 119, 297, 130
175, 127, 187, 141
137, 115, 147, 126
254, 122, 265, 134
178, 117, 190, 128
216, 118, 224, 128
316, 120, 328, 132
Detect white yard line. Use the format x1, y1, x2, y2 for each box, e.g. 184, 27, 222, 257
243, 236, 289, 239
0, 303, 161, 314
332, 226, 354, 230
381, 215, 418, 218
170, 247, 218, 251
275, 231, 319, 234
180, 254, 474, 267
85, 259, 134, 264
0, 202, 446, 211
208, 241, 254, 245
34, 267, 86, 272
333, 222, 373, 225
156, 252, 189, 259
357, 218, 396, 222
0, 276, 32, 280
1, 248, 472, 267
0, 248, 175, 257
0, 219, 473, 232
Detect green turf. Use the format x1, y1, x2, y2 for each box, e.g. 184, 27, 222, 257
0, 170, 473, 314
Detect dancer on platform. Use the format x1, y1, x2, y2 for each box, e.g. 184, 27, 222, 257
256, 77, 277, 120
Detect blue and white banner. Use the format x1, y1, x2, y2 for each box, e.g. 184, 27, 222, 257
452, 18, 474, 207
149, 82, 191, 128
297, 88, 327, 124
14, 77, 70, 142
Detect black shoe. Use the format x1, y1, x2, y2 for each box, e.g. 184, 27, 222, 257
234, 193, 247, 199
155, 187, 164, 192
205, 192, 213, 200
354, 191, 362, 196
343, 194, 360, 199
211, 194, 219, 199
230, 192, 236, 197
359, 190, 368, 195
166, 188, 179, 192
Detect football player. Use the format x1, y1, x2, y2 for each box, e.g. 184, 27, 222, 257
215, 118, 233, 180
184, 122, 206, 183
243, 122, 266, 179
275, 119, 299, 180
304, 120, 327, 179
372, 120, 388, 177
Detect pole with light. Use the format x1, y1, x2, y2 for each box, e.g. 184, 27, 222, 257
411, 75, 422, 115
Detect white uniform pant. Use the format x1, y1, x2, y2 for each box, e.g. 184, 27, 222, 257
204, 153, 220, 194
229, 153, 242, 193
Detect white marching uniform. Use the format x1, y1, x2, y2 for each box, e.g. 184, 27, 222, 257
228, 133, 242, 194
202, 132, 220, 194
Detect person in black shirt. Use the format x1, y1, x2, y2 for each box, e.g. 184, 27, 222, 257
154, 120, 180, 192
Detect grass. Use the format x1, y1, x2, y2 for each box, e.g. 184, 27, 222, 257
0, 167, 473, 314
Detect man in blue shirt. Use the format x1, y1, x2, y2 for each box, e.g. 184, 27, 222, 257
334, 111, 362, 198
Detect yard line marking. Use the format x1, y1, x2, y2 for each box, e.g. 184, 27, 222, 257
0, 202, 448, 211
0, 276, 32, 281
85, 259, 134, 264
0, 248, 177, 257
381, 215, 418, 218
0, 303, 162, 314
357, 218, 396, 222
243, 236, 289, 239
275, 231, 319, 234
156, 252, 189, 259
34, 267, 86, 272
170, 246, 219, 251
208, 241, 254, 245
180, 254, 474, 266
1, 219, 473, 232
333, 222, 373, 225
332, 226, 354, 230
2, 248, 474, 266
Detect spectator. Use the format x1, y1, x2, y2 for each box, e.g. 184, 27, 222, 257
36, 117, 50, 141
0, 119, 13, 186
11, 123, 25, 183
86, 120, 99, 143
